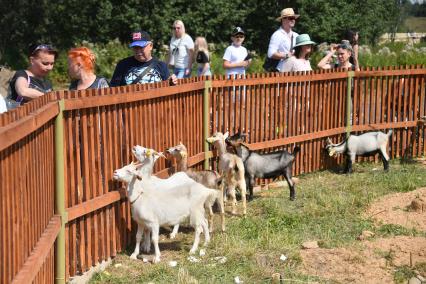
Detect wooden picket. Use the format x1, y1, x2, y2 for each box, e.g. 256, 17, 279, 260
0, 66, 425, 283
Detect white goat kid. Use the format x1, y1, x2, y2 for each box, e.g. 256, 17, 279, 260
166, 142, 226, 232
113, 161, 216, 263
325, 130, 393, 173
206, 132, 247, 215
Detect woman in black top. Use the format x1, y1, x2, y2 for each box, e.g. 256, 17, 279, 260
9, 44, 57, 104
68, 47, 109, 90
194, 37, 212, 76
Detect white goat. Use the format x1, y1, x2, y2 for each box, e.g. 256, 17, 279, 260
325, 130, 393, 173
166, 142, 226, 232
206, 132, 247, 215
113, 161, 217, 263
132, 146, 220, 239
131, 147, 197, 239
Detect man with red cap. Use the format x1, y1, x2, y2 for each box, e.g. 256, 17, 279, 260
111, 30, 177, 86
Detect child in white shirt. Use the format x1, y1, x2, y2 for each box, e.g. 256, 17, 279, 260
223, 27, 251, 77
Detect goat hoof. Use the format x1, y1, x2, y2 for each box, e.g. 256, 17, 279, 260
152, 256, 161, 263
130, 253, 138, 260
170, 233, 177, 239
189, 249, 197, 255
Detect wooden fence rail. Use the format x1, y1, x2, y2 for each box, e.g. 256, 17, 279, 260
0, 66, 425, 283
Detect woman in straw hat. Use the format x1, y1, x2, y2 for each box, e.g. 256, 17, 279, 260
266, 8, 299, 72
281, 34, 316, 72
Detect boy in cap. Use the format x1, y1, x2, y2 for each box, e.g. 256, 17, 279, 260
266, 8, 299, 72
223, 27, 251, 77
110, 31, 177, 86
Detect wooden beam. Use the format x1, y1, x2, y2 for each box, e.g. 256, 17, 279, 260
63, 81, 205, 110
67, 190, 126, 222
12, 215, 61, 284
247, 121, 418, 151
0, 102, 59, 151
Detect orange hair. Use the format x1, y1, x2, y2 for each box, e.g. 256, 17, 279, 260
68, 47, 96, 72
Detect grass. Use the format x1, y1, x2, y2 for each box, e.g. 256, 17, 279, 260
404, 17, 426, 33
88, 160, 426, 283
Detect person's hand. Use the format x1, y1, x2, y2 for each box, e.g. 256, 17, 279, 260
330, 43, 338, 52
184, 68, 191, 76
169, 74, 178, 85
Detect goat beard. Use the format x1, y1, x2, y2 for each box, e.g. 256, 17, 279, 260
328, 149, 336, 157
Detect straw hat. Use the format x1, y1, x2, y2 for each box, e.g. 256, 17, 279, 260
293, 34, 316, 47
276, 8, 300, 22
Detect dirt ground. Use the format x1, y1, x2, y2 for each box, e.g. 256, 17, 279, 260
300, 187, 426, 283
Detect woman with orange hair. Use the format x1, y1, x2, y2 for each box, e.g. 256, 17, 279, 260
67, 47, 109, 90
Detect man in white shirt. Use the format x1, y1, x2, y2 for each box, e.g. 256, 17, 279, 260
267, 8, 299, 72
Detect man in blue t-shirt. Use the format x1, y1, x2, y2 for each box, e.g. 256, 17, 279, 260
110, 30, 177, 87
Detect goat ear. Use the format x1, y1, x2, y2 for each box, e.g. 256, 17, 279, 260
179, 141, 183, 145
224, 132, 229, 139
326, 137, 332, 144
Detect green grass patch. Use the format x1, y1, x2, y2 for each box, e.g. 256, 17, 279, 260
404, 17, 426, 32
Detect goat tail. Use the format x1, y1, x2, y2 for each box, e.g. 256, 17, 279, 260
387, 129, 393, 137
292, 145, 301, 156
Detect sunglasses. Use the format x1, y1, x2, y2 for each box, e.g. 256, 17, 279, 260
234, 35, 245, 38
31, 44, 55, 55
285, 17, 296, 21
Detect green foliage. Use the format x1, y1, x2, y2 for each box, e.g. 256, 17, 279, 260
0, 0, 411, 69
393, 265, 417, 283
297, 0, 403, 45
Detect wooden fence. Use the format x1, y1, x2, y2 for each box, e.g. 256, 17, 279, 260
0, 66, 425, 283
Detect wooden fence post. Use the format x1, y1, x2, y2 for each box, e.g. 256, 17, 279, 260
203, 80, 212, 170
346, 71, 355, 138
54, 99, 67, 284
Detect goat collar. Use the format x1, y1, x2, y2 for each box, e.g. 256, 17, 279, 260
130, 190, 143, 205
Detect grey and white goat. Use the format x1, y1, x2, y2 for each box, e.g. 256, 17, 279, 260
325, 130, 393, 173
226, 132, 300, 201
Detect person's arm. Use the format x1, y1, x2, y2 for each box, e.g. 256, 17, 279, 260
201, 62, 210, 75
223, 60, 249, 69
317, 45, 337, 70
15, 77, 44, 99
185, 48, 194, 76
223, 47, 250, 69
352, 43, 360, 71
267, 32, 291, 60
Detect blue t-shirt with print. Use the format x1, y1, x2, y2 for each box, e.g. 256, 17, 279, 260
110, 57, 169, 87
